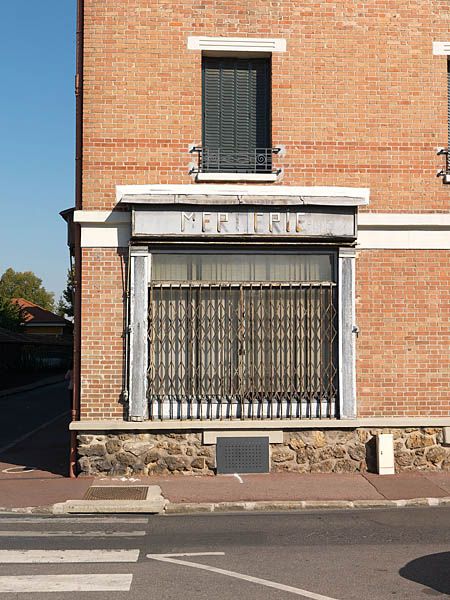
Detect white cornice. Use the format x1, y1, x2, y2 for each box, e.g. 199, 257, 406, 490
116, 184, 370, 206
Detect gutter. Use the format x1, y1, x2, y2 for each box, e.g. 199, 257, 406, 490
70, 0, 84, 477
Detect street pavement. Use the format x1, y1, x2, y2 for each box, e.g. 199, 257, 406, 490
0, 380, 70, 476
2, 381, 450, 513
0, 508, 448, 598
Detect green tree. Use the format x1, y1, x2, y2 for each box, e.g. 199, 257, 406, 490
0, 295, 22, 331
56, 268, 74, 318
0, 268, 55, 311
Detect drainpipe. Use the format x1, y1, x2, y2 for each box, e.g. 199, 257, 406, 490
70, 0, 84, 478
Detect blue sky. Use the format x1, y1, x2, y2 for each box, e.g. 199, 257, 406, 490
0, 1, 76, 304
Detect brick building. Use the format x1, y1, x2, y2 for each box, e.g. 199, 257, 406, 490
63, 0, 450, 476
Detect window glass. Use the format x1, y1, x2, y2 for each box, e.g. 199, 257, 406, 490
151, 253, 334, 282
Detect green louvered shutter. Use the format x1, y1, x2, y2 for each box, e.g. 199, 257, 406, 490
202, 57, 271, 172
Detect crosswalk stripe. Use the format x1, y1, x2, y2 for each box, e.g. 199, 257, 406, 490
0, 574, 133, 592
0, 549, 140, 563
0, 530, 145, 537
0, 517, 148, 524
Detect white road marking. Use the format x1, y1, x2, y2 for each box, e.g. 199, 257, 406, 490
0, 517, 148, 524
0, 410, 69, 455
0, 530, 145, 537
234, 473, 244, 483
0, 574, 133, 592
2, 466, 36, 474
147, 553, 340, 600
0, 549, 140, 563
159, 552, 226, 558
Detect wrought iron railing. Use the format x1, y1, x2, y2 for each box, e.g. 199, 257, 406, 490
147, 282, 338, 420
437, 148, 450, 183
190, 146, 281, 174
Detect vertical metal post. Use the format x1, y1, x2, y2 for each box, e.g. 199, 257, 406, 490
447, 59, 450, 155
128, 246, 149, 421
338, 248, 357, 419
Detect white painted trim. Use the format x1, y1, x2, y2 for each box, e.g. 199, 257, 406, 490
74, 210, 130, 224
433, 41, 450, 55
80, 224, 130, 248
203, 430, 283, 444
357, 213, 450, 249
196, 173, 279, 182
338, 248, 357, 419
357, 229, 450, 249
69, 417, 450, 430
188, 36, 286, 53
116, 184, 370, 204
358, 213, 450, 227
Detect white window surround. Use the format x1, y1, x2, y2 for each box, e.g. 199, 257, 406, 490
188, 36, 286, 53
433, 41, 450, 55
195, 173, 279, 183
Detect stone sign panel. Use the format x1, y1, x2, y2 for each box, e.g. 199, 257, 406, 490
132, 207, 356, 239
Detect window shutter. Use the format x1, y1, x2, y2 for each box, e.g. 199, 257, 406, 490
202, 57, 271, 171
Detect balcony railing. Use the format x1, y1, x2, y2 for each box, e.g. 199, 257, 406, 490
437, 148, 450, 184
190, 146, 281, 174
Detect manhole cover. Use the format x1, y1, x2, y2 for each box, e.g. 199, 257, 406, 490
83, 486, 148, 501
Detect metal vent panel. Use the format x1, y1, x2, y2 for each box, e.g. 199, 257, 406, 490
216, 436, 269, 474
83, 486, 148, 501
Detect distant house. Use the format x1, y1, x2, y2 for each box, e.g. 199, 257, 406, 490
12, 298, 73, 338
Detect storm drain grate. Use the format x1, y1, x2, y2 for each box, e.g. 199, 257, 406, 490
83, 486, 149, 501
216, 437, 269, 474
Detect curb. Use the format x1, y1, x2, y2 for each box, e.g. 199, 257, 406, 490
0, 376, 65, 399
0, 496, 449, 516
163, 496, 450, 514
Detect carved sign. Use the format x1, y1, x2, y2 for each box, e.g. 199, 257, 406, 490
132, 208, 356, 238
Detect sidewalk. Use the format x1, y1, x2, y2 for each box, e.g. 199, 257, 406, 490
1, 470, 450, 513
0, 374, 65, 398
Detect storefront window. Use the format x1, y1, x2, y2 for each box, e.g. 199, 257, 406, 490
151, 252, 334, 283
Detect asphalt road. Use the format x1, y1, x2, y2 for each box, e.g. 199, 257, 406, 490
0, 508, 448, 599
0, 381, 70, 477
0, 381, 69, 451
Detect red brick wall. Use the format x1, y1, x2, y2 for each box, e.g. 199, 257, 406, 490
78, 1, 450, 421
80, 248, 126, 419
356, 249, 450, 417
81, 0, 450, 212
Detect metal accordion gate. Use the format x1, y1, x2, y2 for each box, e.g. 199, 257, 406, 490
147, 280, 338, 420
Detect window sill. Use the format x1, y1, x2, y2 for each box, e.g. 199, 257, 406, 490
195, 172, 279, 183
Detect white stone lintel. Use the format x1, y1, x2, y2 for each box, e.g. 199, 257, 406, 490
188, 36, 286, 53
203, 430, 284, 444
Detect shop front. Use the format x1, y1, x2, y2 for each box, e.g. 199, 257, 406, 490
121, 185, 368, 446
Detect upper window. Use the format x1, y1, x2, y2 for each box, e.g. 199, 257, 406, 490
201, 57, 272, 174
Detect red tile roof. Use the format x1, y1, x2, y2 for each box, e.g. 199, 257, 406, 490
12, 298, 70, 326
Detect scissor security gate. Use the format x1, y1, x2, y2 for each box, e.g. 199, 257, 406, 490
147, 281, 338, 420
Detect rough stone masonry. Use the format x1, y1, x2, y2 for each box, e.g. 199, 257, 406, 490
77, 428, 450, 476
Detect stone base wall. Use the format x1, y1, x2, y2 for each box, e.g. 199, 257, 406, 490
77, 428, 450, 477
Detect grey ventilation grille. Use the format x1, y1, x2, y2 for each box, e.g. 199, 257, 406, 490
216, 437, 269, 474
